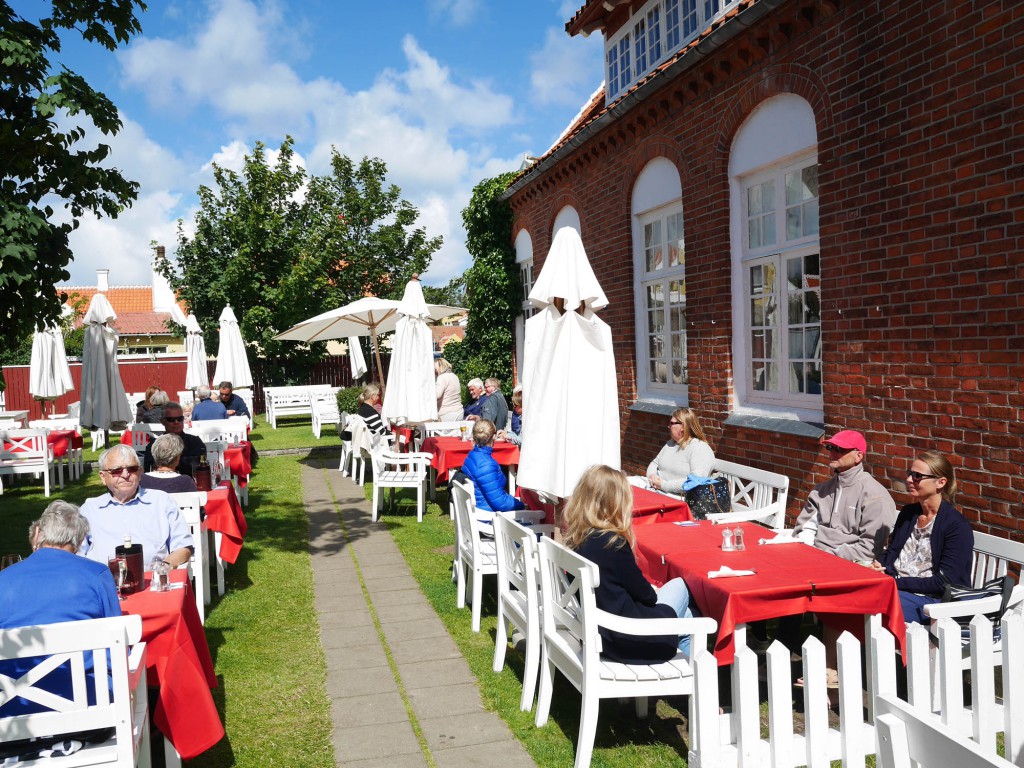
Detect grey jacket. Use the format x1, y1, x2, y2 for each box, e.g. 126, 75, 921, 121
793, 463, 897, 562
480, 390, 509, 430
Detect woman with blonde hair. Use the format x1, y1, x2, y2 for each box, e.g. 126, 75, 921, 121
564, 465, 696, 662
434, 358, 463, 421
357, 383, 387, 435
871, 450, 973, 623
646, 407, 715, 493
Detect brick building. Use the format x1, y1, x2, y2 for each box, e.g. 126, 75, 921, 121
505, 0, 1022, 538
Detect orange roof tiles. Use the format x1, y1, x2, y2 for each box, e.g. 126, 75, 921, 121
112, 312, 176, 336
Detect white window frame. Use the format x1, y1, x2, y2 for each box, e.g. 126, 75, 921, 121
513, 229, 535, 384
604, 0, 737, 102
633, 203, 688, 404
735, 155, 822, 415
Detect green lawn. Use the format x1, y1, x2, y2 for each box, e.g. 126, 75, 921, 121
362, 483, 692, 768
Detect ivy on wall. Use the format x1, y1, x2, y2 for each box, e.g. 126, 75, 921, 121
445, 172, 520, 394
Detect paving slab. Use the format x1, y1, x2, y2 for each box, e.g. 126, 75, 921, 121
302, 460, 535, 768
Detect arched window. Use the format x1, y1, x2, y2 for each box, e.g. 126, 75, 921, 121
632, 158, 686, 404
729, 94, 821, 419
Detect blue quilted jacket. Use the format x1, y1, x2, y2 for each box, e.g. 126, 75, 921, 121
461, 445, 524, 513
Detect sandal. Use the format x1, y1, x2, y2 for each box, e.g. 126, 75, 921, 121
794, 668, 839, 688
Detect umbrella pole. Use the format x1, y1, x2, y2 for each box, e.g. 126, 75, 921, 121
371, 333, 385, 385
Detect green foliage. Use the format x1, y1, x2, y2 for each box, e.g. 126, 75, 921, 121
335, 385, 361, 414
0, 0, 144, 386
421, 275, 466, 307
447, 172, 519, 387
159, 138, 441, 386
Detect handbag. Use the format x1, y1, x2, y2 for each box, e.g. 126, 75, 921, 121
940, 574, 1015, 639
684, 477, 731, 520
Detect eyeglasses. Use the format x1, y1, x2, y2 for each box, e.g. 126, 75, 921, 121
102, 465, 140, 476
907, 470, 939, 482
824, 444, 853, 454
669, 421, 683, 426
163, 416, 185, 423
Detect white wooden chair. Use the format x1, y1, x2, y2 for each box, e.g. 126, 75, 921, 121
337, 412, 353, 474
29, 418, 84, 481
234, 389, 254, 429
451, 475, 498, 633
345, 417, 374, 485
175, 390, 195, 406
0, 429, 61, 497
311, 392, 341, 439
707, 458, 790, 530
0, 614, 150, 768
369, 444, 432, 523
493, 514, 555, 711
170, 491, 211, 624
127, 424, 163, 463
534, 537, 717, 768
414, 420, 474, 451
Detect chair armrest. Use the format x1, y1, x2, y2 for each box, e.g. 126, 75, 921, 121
923, 594, 1007, 621
596, 608, 718, 638
528, 523, 558, 538
504, 508, 545, 523
708, 509, 780, 527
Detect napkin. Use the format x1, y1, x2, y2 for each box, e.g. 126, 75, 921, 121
707, 565, 757, 578
758, 531, 802, 545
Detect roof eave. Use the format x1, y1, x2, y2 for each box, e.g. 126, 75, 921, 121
504, 0, 784, 202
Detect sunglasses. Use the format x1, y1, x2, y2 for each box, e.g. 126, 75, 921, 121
824, 444, 854, 454
907, 470, 939, 482
669, 420, 683, 426
103, 465, 140, 476
163, 416, 185, 423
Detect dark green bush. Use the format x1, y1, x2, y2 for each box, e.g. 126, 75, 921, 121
336, 386, 361, 414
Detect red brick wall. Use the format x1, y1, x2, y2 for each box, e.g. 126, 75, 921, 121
509, 0, 1023, 538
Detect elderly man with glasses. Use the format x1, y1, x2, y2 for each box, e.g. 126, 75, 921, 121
792, 429, 897, 563
142, 401, 208, 477
79, 444, 193, 567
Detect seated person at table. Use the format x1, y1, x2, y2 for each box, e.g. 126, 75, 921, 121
869, 451, 973, 623
143, 403, 207, 476
80, 444, 193, 567
497, 391, 523, 446
140, 434, 199, 494
0, 501, 121, 717
191, 384, 228, 421
357, 384, 388, 435
434, 359, 463, 422
136, 385, 167, 424
463, 378, 488, 419
565, 465, 696, 661
792, 430, 897, 562
479, 378, 509, 430
645, 408, 715, 494
461, 419, 525, 513
217, 380, 250, 419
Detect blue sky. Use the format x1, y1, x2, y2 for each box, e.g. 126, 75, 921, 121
41, 0, 603, 289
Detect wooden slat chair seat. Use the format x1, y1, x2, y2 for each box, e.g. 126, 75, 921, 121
370, 446, 432, 523
0, 615, 150, 768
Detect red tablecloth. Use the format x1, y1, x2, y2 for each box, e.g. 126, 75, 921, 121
393, 425, 416, 452
634, 521, 906, 664
205, 482, 248, 563
121, 570, 223, 759
630, 487, 693, 525
46, 429, 83, 458
224, 441, 252, 485
421, 436, 521, 482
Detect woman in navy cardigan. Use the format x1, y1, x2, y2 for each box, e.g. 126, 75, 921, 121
563, 465, 695, 664
871, 450, 974, 623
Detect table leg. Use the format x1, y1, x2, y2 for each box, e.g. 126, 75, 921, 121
429, 467, 437, 502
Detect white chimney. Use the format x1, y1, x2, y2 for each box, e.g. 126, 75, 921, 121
97, 269, 109, 292
151, 245, 176, 313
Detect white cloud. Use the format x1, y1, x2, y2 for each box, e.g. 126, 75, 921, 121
529, 26, 603, 107
429, 0, 481, 26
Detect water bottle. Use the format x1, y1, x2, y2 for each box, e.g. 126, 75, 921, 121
721, 527, 734, 551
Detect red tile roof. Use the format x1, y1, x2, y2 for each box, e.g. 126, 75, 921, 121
57, 285, 188, 335
112, 312, 176, 336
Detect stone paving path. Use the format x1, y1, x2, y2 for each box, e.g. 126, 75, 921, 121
301, 459, 537, 768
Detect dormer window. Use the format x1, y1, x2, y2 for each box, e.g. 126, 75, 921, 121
604, 0, 735, 102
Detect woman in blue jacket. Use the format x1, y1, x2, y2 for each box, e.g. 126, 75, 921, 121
871, 450, 973, 623
461, 419, 524, 513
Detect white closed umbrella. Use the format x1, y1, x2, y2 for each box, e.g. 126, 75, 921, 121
212, 305, 253, 389
79, 294, 133, 431
382, 278, 439, 423
274, 295, 463, 384
517, 227, 620, 499
348, 336, 368, 380
29, 324, 74, 405
184, 315, 209, 390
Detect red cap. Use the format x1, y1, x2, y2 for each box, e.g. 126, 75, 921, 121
825, 430, 867, 453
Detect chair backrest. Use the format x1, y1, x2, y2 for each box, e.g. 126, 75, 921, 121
0, 614, 143, 758
349, 416, 378, 457
450, 474, 478, 559
169, 491, 208, 525
493, 513, 541, 611
0, 429, 49, 461
67, 401, 81, 419
537, 537, 599, 679
28, 418, 80, 432
710, 458, 790, 529
187, 418, 247, 444
970, 531, 1023, 586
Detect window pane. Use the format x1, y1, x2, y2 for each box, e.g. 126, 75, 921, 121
748, 219, 761, 249
762, 180, 774, 211
634, 17, 648, 73
789, 329, 803, 359
764, 362, 778, 391
650, 360, 665, 384
672, 360, 685, 385
805, 327, 820, 358
807, 360, 822, 394
682, 0, 697, 36
667, 212, 684, 268
788, 293, 802, 325
671, 332, 684, 357
791, 362, 805, 393
751, 297, 764, 326
786, 205, 802, 240
620, 37, 631, 83
802, 165, 819, 199
751, 330, 765, 358
666, 0, 681, 48
804, 198, 819, 236
747, 184, 761, 215
607, 48, 618, 98
649, 334, 663, 359
763, 212, 776, 245
647, 6, 661, 63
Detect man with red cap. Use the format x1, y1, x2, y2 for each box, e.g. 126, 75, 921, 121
792, 429, 897, 562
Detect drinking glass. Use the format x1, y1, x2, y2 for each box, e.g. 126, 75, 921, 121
0, 554, 23, 570
108, 556, 128, 598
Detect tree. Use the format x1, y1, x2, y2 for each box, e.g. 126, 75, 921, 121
445, 172, 519, 390
159, 138, 441, 383
0, 0, 145, 387
422, 275, 467, 307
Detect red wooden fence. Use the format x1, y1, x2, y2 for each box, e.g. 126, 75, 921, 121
2, 354, 387, 419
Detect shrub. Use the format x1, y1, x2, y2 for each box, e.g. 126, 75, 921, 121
336, 386, 361, 414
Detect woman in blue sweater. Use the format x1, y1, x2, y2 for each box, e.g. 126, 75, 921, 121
461, 419, 524, 513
